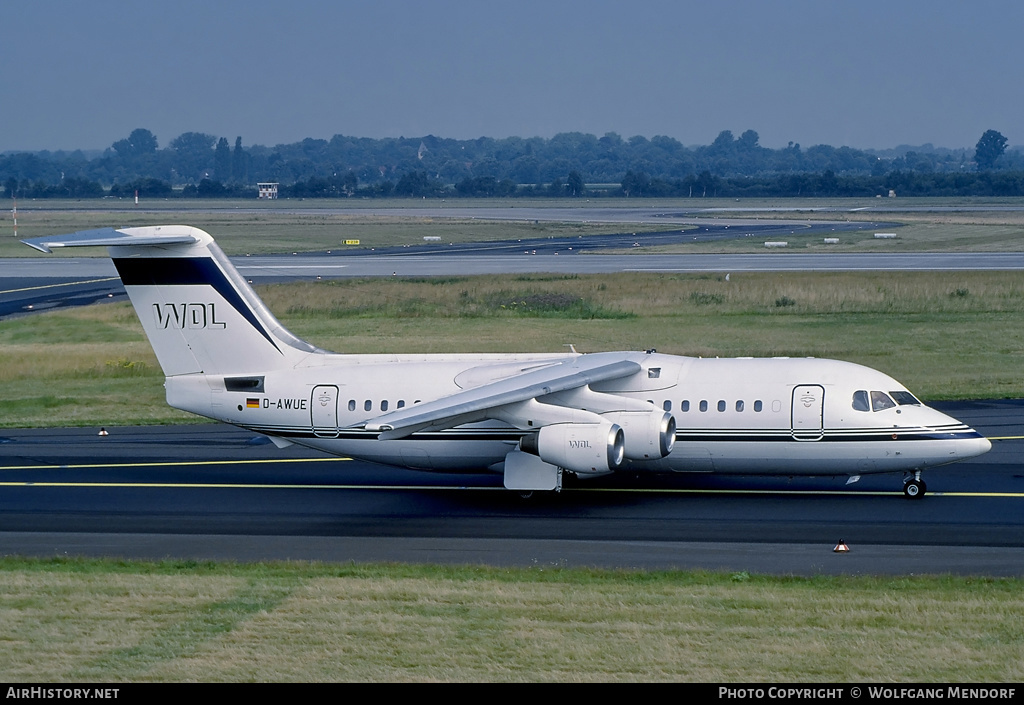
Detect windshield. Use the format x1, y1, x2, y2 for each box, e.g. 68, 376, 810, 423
870, 391, 896, 411
853, 389, 920, 412
890, 391, 921, 406
852, 390, 870, 412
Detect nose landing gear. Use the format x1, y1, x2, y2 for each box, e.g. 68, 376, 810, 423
903, 471, 927, 499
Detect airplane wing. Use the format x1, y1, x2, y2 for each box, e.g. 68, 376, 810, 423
364, 353, 644, 440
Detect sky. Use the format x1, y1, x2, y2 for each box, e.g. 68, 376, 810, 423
2, 0, 1021, 153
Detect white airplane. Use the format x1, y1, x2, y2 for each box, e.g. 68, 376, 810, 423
24, 226, 991, 498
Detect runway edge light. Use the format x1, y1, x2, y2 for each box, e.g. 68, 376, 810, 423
833, 539, 850, 553
98, 428, 109, 436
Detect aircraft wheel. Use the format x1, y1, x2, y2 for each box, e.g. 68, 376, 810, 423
903, 479, 926, 499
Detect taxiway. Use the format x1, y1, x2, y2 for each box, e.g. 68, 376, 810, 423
0, 400, 1021, 575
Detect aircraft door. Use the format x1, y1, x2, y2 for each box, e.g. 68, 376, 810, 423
791, 385, 824, 441
311, 385, 339, 438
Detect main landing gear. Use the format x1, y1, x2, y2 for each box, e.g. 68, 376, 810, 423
903, 471, 927, 500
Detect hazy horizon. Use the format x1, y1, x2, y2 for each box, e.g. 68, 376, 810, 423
1, 134, 999, 158
3, 1, 1021, 153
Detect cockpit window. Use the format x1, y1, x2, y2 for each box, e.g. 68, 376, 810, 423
870, 390, 897, 411
852, 390, 870, 412
890, 391, 921, 406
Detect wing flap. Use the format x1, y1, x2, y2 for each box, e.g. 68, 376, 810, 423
366, 354, 643, 439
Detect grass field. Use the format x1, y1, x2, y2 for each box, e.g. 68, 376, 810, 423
6, 197, 1019, 423
3, 269, 1023, 427
1, 558, 1022, 682
1, 200, 678, 257
3, 197, 1024, 257
3, 201, 1023, 682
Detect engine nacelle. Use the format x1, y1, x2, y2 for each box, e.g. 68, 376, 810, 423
602, 410, 676, 460
520, 421, 625, 474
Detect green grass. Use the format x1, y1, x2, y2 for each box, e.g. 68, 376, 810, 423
0, 201, 675, 257
2, 270, 1023, 427
279, 276, 634, 320
1, 557, 1021, 682
4, 197, 1024, 257
3, 206, 1023, 682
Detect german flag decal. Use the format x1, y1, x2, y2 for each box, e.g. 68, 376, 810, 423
246, 398, 260, 409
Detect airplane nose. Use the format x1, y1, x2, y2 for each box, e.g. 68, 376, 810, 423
961, 434, 992, 459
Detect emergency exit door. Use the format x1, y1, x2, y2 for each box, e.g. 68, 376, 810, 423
791, 385, 824, 441
311, 385, 339, 437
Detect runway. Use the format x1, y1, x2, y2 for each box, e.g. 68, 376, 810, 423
9, 251, 1024, 319
0, 400, 1021, 575
3, 209, 1023, 575
5, 209, 1024, 320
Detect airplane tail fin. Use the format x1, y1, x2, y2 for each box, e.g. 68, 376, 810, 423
24, 226, 320, 376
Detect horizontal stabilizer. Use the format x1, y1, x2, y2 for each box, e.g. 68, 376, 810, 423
23, 225, 316, 376
22, 227, 198, 253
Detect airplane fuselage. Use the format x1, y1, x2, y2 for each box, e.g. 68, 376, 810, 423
24, 226, 990, 497
167, 352, 988, 477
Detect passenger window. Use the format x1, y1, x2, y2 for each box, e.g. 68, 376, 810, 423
364, 400, 372, 412
754, 400, 762, 412
736, 400, 744, 412
397, 400, 406, 409
681, 400, 690, 412
852, 390, 870, 412
381, 400, 388, 412
663, 400, 672, 411
348, 399, 356, 412
699, 400, 708, 412
717, 400, 726, 412
870, 391, 896, 411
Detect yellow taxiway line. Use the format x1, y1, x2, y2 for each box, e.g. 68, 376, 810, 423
0, 277, 120, 296
0, 457, 351, 472
1, 457, 1021, 496
0, 480, 1020, 497
0, 482, 466, 491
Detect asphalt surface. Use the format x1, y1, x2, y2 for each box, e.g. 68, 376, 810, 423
8, 218, 1024, 319
3, 210, 1023, 575
0, 400, 1021, 575
2, 219, 885, 317
10, 250, 1024, 321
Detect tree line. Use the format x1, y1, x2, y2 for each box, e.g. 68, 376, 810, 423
3, 128, 1021, 199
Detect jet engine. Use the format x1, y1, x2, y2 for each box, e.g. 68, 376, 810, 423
602, 410, 676, 460
520, 421, 625, 474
